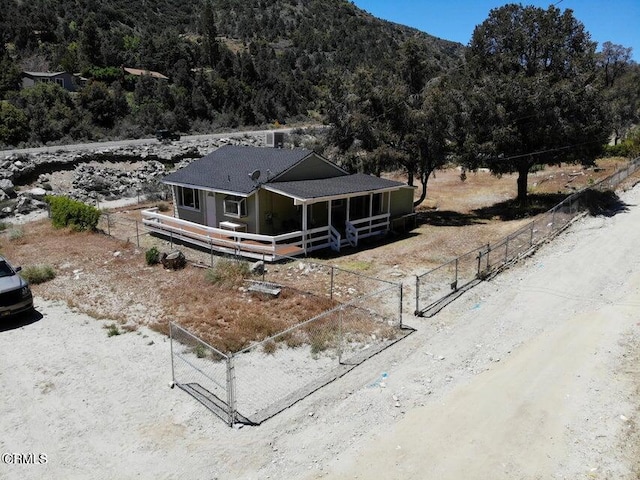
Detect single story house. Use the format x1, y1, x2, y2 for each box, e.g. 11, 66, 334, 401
21, 71, 80, 92
142, 145, 415, 261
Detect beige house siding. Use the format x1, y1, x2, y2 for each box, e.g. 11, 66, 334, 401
258, 190, 300, 234
389, 186, 415, 217
275, 154, 347, 182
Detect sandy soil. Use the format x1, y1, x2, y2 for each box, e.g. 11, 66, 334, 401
1, 185, 639, 479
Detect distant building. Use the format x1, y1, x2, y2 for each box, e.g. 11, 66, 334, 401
122, 67, 168, 80
21, 71, 80, 92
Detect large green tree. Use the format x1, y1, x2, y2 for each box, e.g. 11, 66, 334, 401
457, 4, 610, 207
14, 83, 79, 143
0, 101, 28, 146
597, 42, 639, 144
325, 38, 455, 207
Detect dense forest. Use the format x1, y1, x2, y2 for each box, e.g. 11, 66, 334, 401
0, 0, 463, 146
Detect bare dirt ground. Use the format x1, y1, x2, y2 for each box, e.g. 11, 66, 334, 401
0, 159, 639, 479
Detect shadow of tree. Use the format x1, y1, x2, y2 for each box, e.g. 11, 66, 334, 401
472, 193, 568, 221
581, 190, 631, 217
417, 210, 485, 227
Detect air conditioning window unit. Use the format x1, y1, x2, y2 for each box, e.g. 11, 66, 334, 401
265, 132, 285, 148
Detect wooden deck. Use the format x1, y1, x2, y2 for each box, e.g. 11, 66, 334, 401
142, 208, 314, 261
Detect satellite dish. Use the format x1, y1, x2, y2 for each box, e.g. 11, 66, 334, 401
249, 170, 261, 182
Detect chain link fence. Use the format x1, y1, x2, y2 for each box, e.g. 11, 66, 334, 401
416, 157, 640, 316
170, 281, 406, 426
169, 323, 236, 425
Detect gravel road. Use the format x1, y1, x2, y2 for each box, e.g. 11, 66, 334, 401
1, 184, 638, 480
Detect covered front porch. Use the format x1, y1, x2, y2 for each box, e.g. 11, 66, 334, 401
141, 194, 392, 262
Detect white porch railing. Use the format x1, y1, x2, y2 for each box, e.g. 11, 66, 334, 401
141, 208, 332, 262
345, 213, 390, 247
329, 226, 341, 252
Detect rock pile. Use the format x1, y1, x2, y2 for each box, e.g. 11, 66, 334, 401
0, 134, 265, 219
71, 161, 167, 201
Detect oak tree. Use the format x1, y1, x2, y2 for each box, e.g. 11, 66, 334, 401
459, 4, 610, 207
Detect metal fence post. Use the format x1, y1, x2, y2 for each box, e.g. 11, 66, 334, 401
399, 283, 403, 329
169, 322, 175, 383
415, 275, 420, 315
170, 231, 173, 249
529, 221, 534, 247
135, 220, 140, 247
330, 266, 335, 300
226, 355, 236, 427
262, 252, 266, 283
338, 306, 343, 364
454, 258, 459, 291
486, 243, 490, 270
505, 235, 509, 263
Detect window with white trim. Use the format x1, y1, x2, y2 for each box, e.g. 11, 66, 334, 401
176, 186, 200, 210
223, 195, 247, 218
55, 78, 64, 88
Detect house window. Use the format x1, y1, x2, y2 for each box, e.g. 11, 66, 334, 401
223, 196, 247, 218
54, 78, 64, 87
176, 186, 200, 210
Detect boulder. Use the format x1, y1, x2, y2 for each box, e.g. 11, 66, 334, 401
250, 260, 265, 275
24, 187, 48, 200
161, 250, 186, 270
0, 178, 14, 194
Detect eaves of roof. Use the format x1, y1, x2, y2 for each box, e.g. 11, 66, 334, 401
263, 173, 407, 204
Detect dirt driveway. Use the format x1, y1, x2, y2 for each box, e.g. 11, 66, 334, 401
1, 184, 639, 480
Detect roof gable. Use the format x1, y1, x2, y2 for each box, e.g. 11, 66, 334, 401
22, 71, 68, 78
271, 154, 348, 182
163, 145, 316, 195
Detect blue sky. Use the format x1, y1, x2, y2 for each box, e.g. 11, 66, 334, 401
351, 0, 640, 61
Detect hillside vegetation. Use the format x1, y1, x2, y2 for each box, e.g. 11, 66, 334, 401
0, 0, 463, 145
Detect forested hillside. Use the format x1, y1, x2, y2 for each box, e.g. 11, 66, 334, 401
0, 0, 463, 146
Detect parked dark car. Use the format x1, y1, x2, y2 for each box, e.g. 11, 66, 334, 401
0, 256, 33, 318
155, 129, 181, 142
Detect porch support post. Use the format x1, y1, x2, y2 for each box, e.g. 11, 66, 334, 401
302, 202, 308, 255
328, 199, 332, 229
369, 193, 373, 234
346, 197, 350, 224
254, 192, 260, 234
387, 192, 391, 231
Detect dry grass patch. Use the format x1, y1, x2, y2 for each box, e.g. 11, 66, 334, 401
3, 157, 637, 353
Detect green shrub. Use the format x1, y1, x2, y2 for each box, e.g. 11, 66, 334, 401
145, 246, 160, 265
603, 143, 632, 157
46, 196, 100, 231
21, 265, 56, 284
194, 343, 207, 358
8, 227, 23, 241
105, 323, 121, 337
0, 222, 7, 232
205, 258, 250, 287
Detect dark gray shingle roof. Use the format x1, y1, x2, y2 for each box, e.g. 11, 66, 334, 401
267, 173, 407, 200
163, 145, 314, 194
